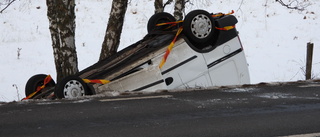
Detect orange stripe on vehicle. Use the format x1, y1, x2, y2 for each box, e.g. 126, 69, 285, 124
156, 20, 183, 26
22, 75, 52, 100
212, 10, 234, 17
159, 27, 183, 69
83, 79, 110, 84
215, 25, 235, 31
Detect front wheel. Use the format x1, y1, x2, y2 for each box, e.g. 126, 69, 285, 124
54, 75, 92, 98
183, 10, 217, 48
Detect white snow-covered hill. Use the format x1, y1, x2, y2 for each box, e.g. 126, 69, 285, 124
0, 0, 319, 102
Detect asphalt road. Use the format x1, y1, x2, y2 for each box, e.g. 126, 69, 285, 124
1, 81, 320, 137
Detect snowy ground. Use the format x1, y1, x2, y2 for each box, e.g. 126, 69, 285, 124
0, 0, 319, 102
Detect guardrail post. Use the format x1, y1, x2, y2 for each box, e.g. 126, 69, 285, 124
306, 42, 314, 80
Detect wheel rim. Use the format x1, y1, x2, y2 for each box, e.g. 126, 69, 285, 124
63, 80, 85, 98
190, 14, 212, 39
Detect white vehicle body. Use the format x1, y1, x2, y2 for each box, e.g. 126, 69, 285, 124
97, 35, 250, 92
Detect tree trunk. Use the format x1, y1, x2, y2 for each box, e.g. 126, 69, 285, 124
154, 0, 163, 13
46, 0, 78, 82
174, 0, 185, 20
99, 0, 128, 61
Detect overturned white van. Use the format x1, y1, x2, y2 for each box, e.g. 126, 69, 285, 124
25, 10, 250, 99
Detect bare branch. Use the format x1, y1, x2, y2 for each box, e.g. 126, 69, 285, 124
163, 0, 173, 9
236, 0, 244, 12
276, 0, 311, 11
185, 0, 192, 5
0, 0, 16, 13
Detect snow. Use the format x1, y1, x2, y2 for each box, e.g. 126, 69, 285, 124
0, 0, 319, 102
224, 88, 257, 93
255, 92, 320, 100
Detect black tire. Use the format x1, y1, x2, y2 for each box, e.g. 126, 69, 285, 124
54, 75, 92, 98
147, 12, 177, 33
25, 74, 56, 98
183, 10, 216, 45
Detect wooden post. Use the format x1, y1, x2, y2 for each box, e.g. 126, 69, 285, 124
306, 42, 314, 80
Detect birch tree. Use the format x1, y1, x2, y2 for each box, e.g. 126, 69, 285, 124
155, 0, 185, 20
99, 0, 128, 61
154, 0, 163, 13
173, 0, 185, 20
46, 0, 78, 82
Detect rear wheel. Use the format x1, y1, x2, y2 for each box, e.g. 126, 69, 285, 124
147, 12, 177, 33
54, 75, 92, 98
183, 10, 217, 49
25, 74, 56, 98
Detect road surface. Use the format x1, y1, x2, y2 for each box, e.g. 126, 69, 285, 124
1, 81, 320, 137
